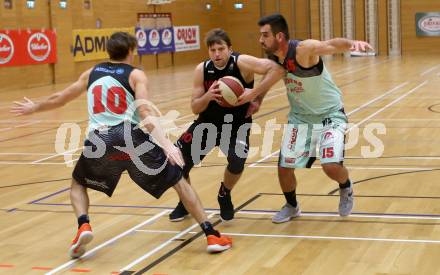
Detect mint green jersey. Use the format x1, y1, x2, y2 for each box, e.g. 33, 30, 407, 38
269, 40, 343, 116
86, 62, 140, 131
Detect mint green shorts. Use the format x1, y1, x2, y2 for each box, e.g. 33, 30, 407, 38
279, 109, 348, 168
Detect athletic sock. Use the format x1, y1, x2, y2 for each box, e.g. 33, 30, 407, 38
200, 221, 220, 237
339, 179, 352, 189
218, 182, 231, 197
283, 191, 298, 208
77, 214, 90, 228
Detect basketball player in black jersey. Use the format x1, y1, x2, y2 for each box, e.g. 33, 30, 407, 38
169, 28, 283, 222
11, 32, 232, 258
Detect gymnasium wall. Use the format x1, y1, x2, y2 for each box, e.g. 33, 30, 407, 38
0, 0, 218, 90
401, 0, 440, 54
1, 0, 439, 91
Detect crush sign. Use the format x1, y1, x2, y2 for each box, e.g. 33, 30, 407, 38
0, 29, 57, 67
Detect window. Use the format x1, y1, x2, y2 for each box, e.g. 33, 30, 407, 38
26, 0, 35, 9
233, 3, 243, 9
59, 0, 67, 9
4, 0, 12, 9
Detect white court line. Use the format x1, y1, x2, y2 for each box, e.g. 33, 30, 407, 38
233, 211, 440, 220
0, 119, 82, 123
250, 165, 436, 171
347, 81, 409, 116
347, 81, 429, 132
119, 212, 216, 272
249, 81, 411, 167
0, 120, 42, 133
45, 210, 169, 275
0, 152, 81, 156
333, 59, 390, 77
0, 161, 73, 165
249, 151, 279, 168
32, 147, 83, 164
420, 64, 440, 76
345, 156, 440, 160
136, 230, 440, 244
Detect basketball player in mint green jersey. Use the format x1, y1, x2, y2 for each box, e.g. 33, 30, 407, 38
240, 14, 373, 223
11, 32, 232, 257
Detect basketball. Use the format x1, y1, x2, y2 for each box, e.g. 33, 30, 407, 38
218, 76, 244, 107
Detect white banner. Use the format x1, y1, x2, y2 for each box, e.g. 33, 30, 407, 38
173, 25, 200, 52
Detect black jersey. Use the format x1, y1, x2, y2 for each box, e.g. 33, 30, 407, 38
198, 52, 254, 126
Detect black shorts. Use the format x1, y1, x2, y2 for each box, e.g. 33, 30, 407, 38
175, 119, 251, 177
72, 122, 182, 198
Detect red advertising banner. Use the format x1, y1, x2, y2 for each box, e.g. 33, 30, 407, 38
0, 30, 21, 66
0, 29, 57, 67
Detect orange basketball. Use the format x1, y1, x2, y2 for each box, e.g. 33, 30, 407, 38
217, 76, 244, 107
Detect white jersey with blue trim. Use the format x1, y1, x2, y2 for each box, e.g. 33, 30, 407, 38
86, 62, 140, 131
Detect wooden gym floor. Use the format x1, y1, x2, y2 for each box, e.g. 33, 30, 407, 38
1, 54, 440, 274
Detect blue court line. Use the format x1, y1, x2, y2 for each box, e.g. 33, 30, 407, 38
28, 187, 70, 204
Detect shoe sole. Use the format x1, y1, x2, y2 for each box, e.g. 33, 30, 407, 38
207, 244, 231, 253
169, 215, 188, 222
69, 231, 93, 258
220, 215, 234, 222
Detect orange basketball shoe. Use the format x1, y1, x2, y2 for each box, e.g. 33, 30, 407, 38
206, 234, 232, 253
69, 223, 93, 258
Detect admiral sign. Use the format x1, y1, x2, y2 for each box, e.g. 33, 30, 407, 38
173, 25, 200, 52
72, 28, 135, 62
416, 12, 440, 36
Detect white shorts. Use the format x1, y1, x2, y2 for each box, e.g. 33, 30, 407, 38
279, 110, 347, 168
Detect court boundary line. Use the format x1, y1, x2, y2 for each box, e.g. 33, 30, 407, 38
135, 229, 440, 244
45, 210, 170, 275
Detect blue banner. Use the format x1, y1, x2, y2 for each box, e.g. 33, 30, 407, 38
135, 27, 174, 55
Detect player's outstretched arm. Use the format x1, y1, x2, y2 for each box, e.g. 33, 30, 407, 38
10, 69, 91, 116
131, 69, 184, 167
237, 55, 284, 104
297, 38, 374, 57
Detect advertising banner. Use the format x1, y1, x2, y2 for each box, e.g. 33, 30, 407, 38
0, 29, 57, 67
136, 27, 174, 55
173, 25, 200, 52
416, 12, 440, 36
72, 28, 134, 62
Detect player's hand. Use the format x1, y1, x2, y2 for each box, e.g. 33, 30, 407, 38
205, 81, 222, 104
237, 88, 258, 105
163, 143, 184, 168
246, 100, 261, 118
10, 97, 36, 116
350, 40, 374, 52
